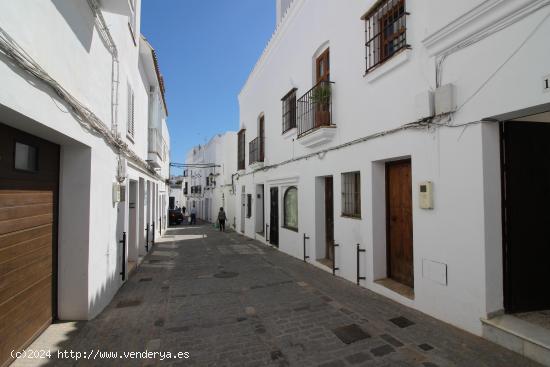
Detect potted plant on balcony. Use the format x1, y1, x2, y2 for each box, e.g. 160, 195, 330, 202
311, 83, 332, 128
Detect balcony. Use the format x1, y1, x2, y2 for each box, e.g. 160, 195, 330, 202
249, 137, 264, 169
297, 80, 336, 148
148, 127, 166, 168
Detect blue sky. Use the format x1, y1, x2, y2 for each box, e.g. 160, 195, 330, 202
141, 0, 275, 173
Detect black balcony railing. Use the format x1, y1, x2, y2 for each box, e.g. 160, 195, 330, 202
297, 80, 334, 138
249, 137, 264, 165
363, 0, 409, 73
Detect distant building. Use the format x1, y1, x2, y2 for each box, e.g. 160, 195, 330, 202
183, 132, 238, 227
0, 1, 170, 363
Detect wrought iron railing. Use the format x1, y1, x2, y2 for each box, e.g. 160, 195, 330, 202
297, 80, 335, 138
363, 0, 409, 73
249, 137, 264, 165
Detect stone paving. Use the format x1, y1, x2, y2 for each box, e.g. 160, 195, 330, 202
43, 223, 541, 366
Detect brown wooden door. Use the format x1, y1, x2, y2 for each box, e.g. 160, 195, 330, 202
0, 123, 59, 366
315, 49, 330, 128
325, 177, 334, 260
386, 159, 413, 288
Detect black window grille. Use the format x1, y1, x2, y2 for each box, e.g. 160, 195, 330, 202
247, 194, 252, 218
342, 171, 361, 218
282, 88, 297, 133
363, 0, 409, 73
238, 129, 246, 170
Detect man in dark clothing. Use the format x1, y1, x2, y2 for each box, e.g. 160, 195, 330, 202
218, 207, 227, 232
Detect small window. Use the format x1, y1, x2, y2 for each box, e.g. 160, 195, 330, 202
362, 0, 408, 73
283, 186, 298, 231
342, 171, 361, 218
14, 142, 38, 172
282, 89, 297, 133
127, 83, 135, 139
247, 194, 252, 218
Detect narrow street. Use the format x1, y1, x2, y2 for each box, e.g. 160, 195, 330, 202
19, 223, 539, 367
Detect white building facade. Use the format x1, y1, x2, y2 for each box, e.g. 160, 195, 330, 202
183, 132, 238, 227
236, 0, 550, 362
0, 0, 170, 363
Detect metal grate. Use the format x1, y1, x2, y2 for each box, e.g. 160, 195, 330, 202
342, 171, 361, 217
363, 0, 409, 73
282, 88, 297, 133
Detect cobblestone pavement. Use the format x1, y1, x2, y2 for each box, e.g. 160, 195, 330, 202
46, 224, 541, 367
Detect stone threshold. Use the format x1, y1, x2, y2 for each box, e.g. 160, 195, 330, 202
482, 314, 550, 366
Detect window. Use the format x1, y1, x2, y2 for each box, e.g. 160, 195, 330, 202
247, 194, 252, 218
341, 172, 361, 218
282, 88, 297, 133
238, 129, 246, 170
283, 186, 298, 231
127, 83, 135, 139
14, 142, 38, 172
362, 0, 408, 73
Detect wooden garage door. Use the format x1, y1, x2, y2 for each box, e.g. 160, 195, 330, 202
0, 123, 59, 366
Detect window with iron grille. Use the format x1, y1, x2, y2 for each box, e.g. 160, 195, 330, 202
247, 194, 252, 218
282, 88, 297, 133
128, 0, 137, 42
362, 0, 409, 74
238, 129, 246, 170
341, 171, 361, 218
127, 83, 135, 139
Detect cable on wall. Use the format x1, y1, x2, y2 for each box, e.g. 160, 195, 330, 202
0, 26, 161, 180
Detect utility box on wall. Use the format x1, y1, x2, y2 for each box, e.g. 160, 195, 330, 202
419, 181, 433, 209
435, 84, 456, 115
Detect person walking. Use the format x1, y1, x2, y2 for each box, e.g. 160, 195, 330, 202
218, 207, 226, 232
190, 205, 197, 225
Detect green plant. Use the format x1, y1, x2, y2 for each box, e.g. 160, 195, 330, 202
311, 83, 332, 105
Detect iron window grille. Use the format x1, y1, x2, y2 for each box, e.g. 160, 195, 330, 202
247, 194, 252, 218
238, 129, 246, 170
282, 88, 297, 133
342, 171, 361, 218
363, 0, 409, 74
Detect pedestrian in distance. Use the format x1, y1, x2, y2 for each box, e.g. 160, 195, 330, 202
218, 207, 226, 232
190, 205, 197, 225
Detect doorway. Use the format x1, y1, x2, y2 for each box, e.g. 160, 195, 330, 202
255, 184, 265, 235
128, 180, 138, 268
241, 186, 246, 233
324, 177, 334, 261
386, 159, 413, 288
270, 187, 279, 247
501, 121, 550, 313
315, 48, 330, 128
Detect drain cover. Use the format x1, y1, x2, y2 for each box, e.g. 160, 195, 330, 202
139, 277, 153, 282
332, 324, 370, 344
214, 271, 239, 278
389, 316, 415, 328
